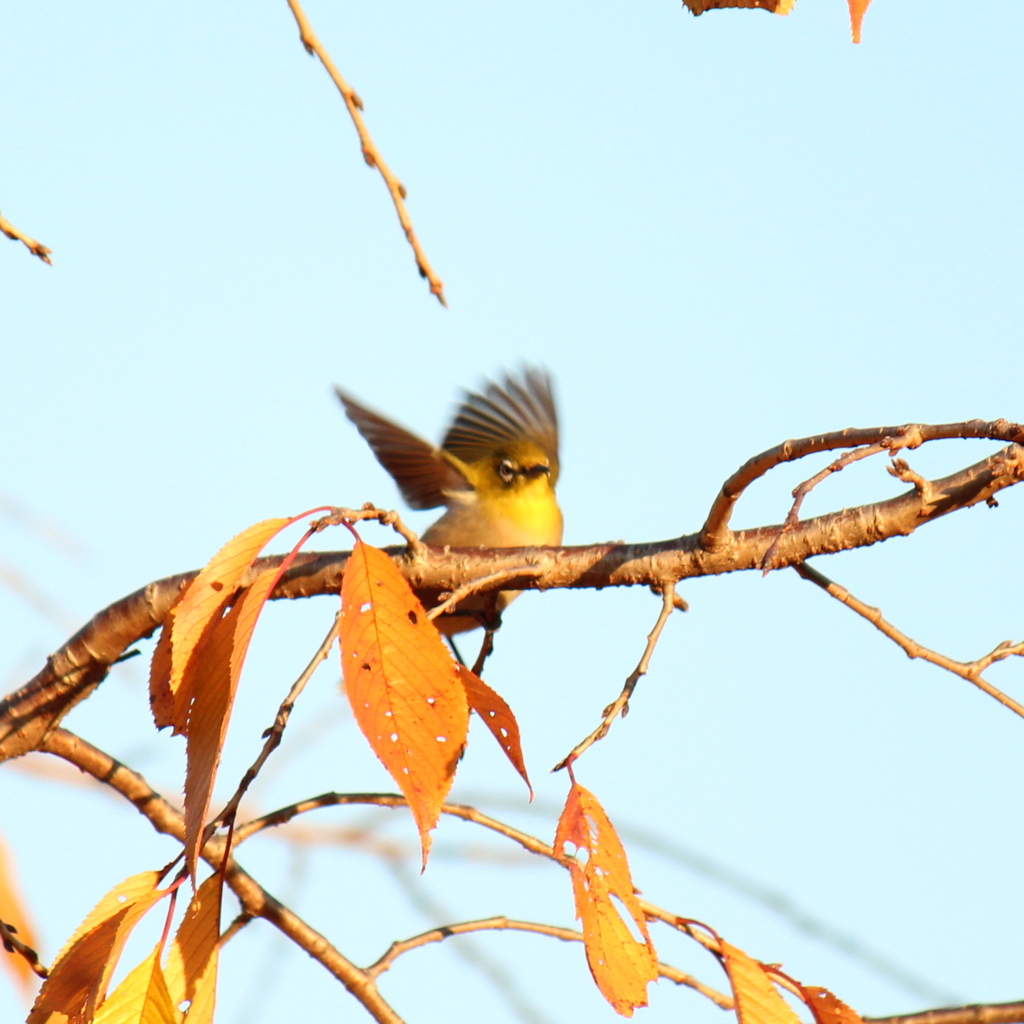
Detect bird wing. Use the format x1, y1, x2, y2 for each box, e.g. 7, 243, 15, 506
335, 387, 469, 510
441, 367, 560, 481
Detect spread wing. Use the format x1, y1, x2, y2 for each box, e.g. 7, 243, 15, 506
441, 367, 560, 482
335, 387, 469, 510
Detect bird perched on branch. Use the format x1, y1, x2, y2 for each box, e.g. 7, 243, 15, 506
335, 368, 562, 634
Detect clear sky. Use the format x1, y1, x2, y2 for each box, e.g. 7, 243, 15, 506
2, 2, 1023, 1023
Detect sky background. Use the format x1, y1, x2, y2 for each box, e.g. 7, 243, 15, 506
2, 1, 1023, 1022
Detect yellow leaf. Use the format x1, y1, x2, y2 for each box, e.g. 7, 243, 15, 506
93, 942, 177, 1024
555, 781, 657, 1016
183, 568, 280, 881
165, 518, 289, 734
163, 874, 221, 1024
28, 872, 166, 1024
719, 939, 802, 1024
340, 538, 468, 867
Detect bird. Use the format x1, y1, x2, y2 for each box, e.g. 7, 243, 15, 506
335, 368, 562, 635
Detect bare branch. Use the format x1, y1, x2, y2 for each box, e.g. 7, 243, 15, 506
4, 425, 1022, 764
0, 209, 52, 265
211, 610, 343, 836
283, 0, 446, 306
794, 563, 1024, 719
37, 729, 406, 1024
865, 1001, 1024, 1024
0, 917, 47, 980
365, 914, 729, 1005
700, 419, 1024, 549
427, 566, 542, 622
553, 581, 678, 770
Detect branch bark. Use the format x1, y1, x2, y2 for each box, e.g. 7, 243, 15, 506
3, 424, 1022, 763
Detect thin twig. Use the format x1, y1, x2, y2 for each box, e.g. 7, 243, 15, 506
0, 917, 47, 979
212, 611, 343, 841
760, 442, 890, 573
365, 914, 728, 1004
219, 911, 255, 947
427, 566, 542, 622
234, 791, 733, 1009
794, 563, 1024, 720
312, 504, 425, 559
283, 0, 446, 306
0, 210, 52, 265
553, 581, 678, 771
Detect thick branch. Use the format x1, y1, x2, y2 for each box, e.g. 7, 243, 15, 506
3, 430, 1022, 763
865, 1002, 1024, 1024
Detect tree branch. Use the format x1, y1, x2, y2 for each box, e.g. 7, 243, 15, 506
794, 563, 1024, 719
3, 424, 1022, 763
0, 209, 52, 265
37, 729, 406, 1024
865, 1001, 1024, 1024
283, 0, 446, 305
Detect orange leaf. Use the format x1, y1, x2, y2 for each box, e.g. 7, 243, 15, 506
166, 518, 289, 733
340, 538, 468, 867
163, 874, 222, 1024
555, 781, 657, 1016
847, 0, 871, 43
0, 829, 39, 996
183, 568, 280, 881
28, 871, 166, 1024
149, 609, 176, 731
93, 941, 177, 1024
719, 939, 801, 1024
802, 985, 864, 1024
458, 665, 532, 797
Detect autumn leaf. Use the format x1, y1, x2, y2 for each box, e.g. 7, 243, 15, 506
159, 518, 289, 734
801, 985, 865, 1024
92, 941, 177, 1024
847, 0, 872, 43
555, 781, 658, 1016
183, 568, 280, 881
163, 874, 222, 1024
458, 665, 532, 797
0, 829, 39, 996
28, 871, 167, 1024
719, 939, 802, 1024
340, 538, 469, 866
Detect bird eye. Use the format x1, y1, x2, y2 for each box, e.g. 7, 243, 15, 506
498, 459, 516, 484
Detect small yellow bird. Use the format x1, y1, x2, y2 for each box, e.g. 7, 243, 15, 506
336, 368, 563, 634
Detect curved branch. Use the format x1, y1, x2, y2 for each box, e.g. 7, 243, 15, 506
366, 914, 730, 1006
4, 426, 1022, 763
36, 729, 405, 1024
700, 419, 1024, 548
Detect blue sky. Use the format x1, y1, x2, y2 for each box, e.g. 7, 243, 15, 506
2, 2, 1023, 1022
